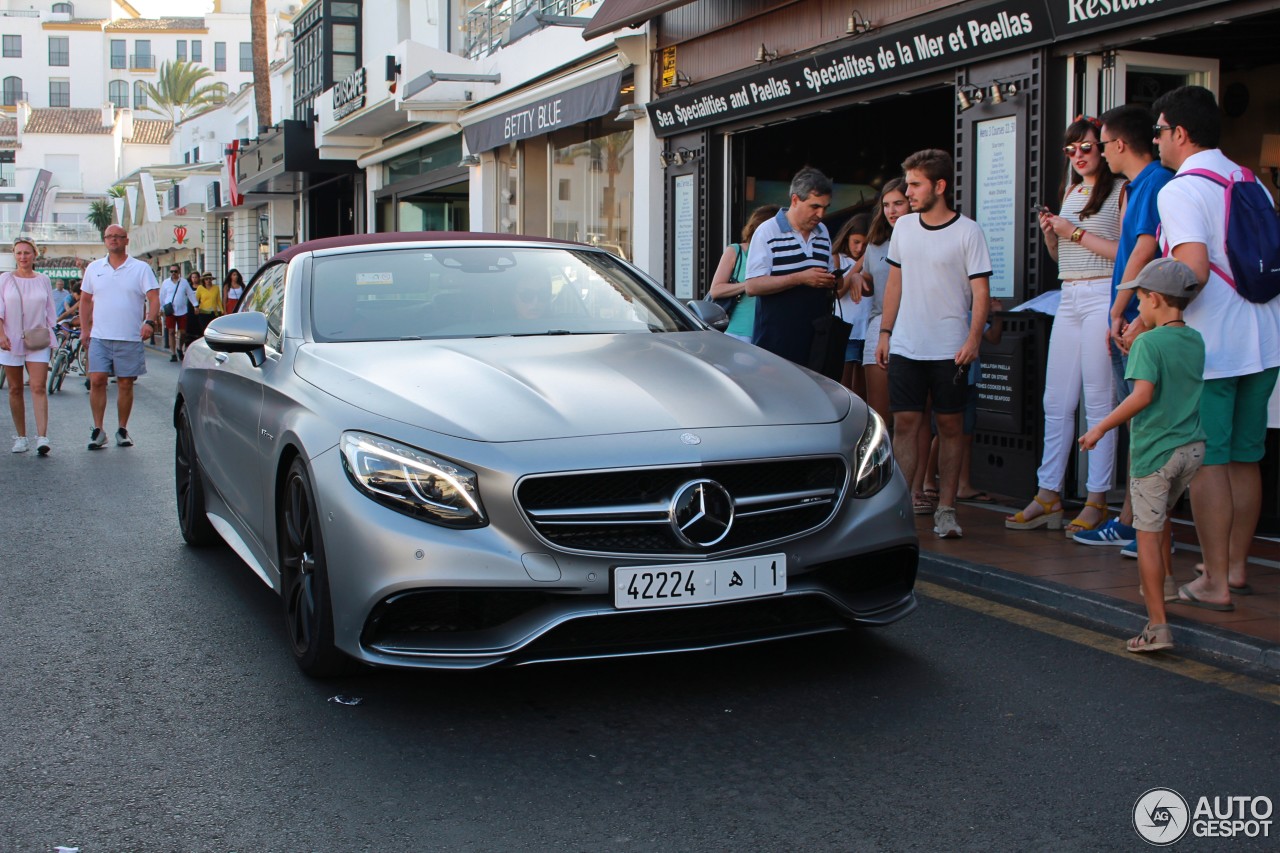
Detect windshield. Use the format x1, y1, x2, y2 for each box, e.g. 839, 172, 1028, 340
309, 246, 694, 342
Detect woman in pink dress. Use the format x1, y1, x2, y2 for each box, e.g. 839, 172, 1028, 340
0, 238, 58, 455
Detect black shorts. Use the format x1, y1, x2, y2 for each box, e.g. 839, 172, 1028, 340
888, 355, 969, 414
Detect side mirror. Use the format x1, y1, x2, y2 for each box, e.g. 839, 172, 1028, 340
205, 311, 270, 367
686, 299, 730, 332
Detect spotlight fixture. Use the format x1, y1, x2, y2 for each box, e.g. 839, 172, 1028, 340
988, 82, 1018, 104
754, 43, 778, 63
846, 10, 872, 35
614, 102, 647, 122
956, 85, 984, 113
659, 151, 674, 169
672, 147, 696, 166
458, 153, 481, 167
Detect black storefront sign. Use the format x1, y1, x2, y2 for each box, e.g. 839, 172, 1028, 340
649, 0, 1052, 137
1045, 0, 1230, 40
648, 0, 1234, 137
464, 71, 623, 154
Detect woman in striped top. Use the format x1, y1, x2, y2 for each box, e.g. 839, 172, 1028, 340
1007, 116, 1123, 535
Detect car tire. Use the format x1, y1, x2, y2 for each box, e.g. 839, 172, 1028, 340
48, 350, 67, 394
175, 405, 219, 547
279, 458, 349, 677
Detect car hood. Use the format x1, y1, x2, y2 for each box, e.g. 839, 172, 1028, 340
294, 333, 852, 442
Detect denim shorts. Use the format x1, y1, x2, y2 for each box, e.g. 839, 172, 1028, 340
1130, 441, 1204, 533
88, 338, 147, 378
845, 340, 865, 363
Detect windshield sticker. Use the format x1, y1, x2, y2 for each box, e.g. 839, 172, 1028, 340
356, 272, 394, 286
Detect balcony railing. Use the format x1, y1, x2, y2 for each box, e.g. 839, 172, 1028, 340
1, 90, 30, 107
0, 222, 103, 244
462, 0, 592, 59
130, 54, 156, 71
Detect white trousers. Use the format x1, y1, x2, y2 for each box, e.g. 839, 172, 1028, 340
1037, 278, 1117, 494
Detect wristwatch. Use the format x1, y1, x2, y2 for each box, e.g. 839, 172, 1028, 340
1070, 227, 1086, 243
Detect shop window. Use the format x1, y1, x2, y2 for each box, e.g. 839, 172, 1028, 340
550, 127, 634, 260
496, 142, 519, 234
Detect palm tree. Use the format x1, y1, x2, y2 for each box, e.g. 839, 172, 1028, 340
251, 0, 272, 132
87, 199, 115, 238
141, 60, 227, 123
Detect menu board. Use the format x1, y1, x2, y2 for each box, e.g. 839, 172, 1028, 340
673, 174, 695, 299
974, 115, 1017, 299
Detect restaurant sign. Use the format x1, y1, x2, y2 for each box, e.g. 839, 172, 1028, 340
648, 0, 1229, 137
333, 67, 368, 121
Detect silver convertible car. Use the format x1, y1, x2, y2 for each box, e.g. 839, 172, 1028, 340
175, 233, 917, 675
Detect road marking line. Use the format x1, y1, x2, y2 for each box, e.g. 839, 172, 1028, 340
917, 580, 1280, 706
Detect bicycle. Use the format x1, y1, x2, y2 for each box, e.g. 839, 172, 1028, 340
48, 323, 82, 394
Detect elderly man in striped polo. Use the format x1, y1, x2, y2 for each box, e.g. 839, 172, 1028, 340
743, 167, 851, 365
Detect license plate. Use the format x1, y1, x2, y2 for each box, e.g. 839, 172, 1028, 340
613, 554, 787, 610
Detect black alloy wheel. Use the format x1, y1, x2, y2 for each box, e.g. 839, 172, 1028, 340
175, 405, 218, 546
279, 458, 347, 677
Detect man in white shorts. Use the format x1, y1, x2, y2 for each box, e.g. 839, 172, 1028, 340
80, 225, 160, 450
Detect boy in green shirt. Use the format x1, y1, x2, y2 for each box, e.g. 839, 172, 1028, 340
1079, 258, 1205, 653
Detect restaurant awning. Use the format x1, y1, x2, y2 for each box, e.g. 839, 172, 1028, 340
582, 0, 697, 40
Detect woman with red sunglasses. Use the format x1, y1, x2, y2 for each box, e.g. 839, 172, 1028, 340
1008, 116, 1123, 535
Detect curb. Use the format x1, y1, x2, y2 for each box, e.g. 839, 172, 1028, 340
919, 551, 1280, 674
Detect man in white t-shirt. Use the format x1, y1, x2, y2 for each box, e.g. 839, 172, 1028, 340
158, 264, 196, 362
875, 149, 992, 539
80, 225, 161, 450
1153, 86, 1280, 609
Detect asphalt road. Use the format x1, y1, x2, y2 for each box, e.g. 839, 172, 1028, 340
1, 350, 1276, 852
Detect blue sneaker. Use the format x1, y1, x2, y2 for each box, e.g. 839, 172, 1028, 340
1072, 518, 1136, 546
1120, 540, 1175, 559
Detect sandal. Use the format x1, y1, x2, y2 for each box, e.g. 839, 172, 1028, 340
1065, 501, 1108, 538
912, 491, 935, 515
1005, 496, 1064, 530
1126, 623, 1173, 653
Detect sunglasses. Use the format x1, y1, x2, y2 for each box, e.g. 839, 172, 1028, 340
1063, 142, 1098, 156
1152, 124, 1176, 136
953, 363, 968, 385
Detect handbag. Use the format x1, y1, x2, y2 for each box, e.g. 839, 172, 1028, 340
162, 299, 175, 317
711, 244, 746, 316
5, 276, 53, 351
807, 293, 853, 381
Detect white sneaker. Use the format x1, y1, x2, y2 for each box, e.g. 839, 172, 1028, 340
35, 436, 50, 456
933, 505, 963, 539
11, 435, 29, 453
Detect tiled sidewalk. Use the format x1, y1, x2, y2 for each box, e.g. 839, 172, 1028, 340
915, 496, 1279, 666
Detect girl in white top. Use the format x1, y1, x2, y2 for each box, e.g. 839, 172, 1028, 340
855, 179, 909, 425
1007, 117, 1123, 535
0, 238, 57, 454
832, 213, 871, 399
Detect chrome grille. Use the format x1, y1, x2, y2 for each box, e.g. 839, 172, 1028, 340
517, 457, 847, 555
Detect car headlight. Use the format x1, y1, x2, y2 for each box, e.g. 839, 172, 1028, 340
851, 408, 894, 498
340, 432, 486, 528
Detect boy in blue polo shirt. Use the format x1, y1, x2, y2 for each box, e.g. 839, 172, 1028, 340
1079, 258, 1204, 653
